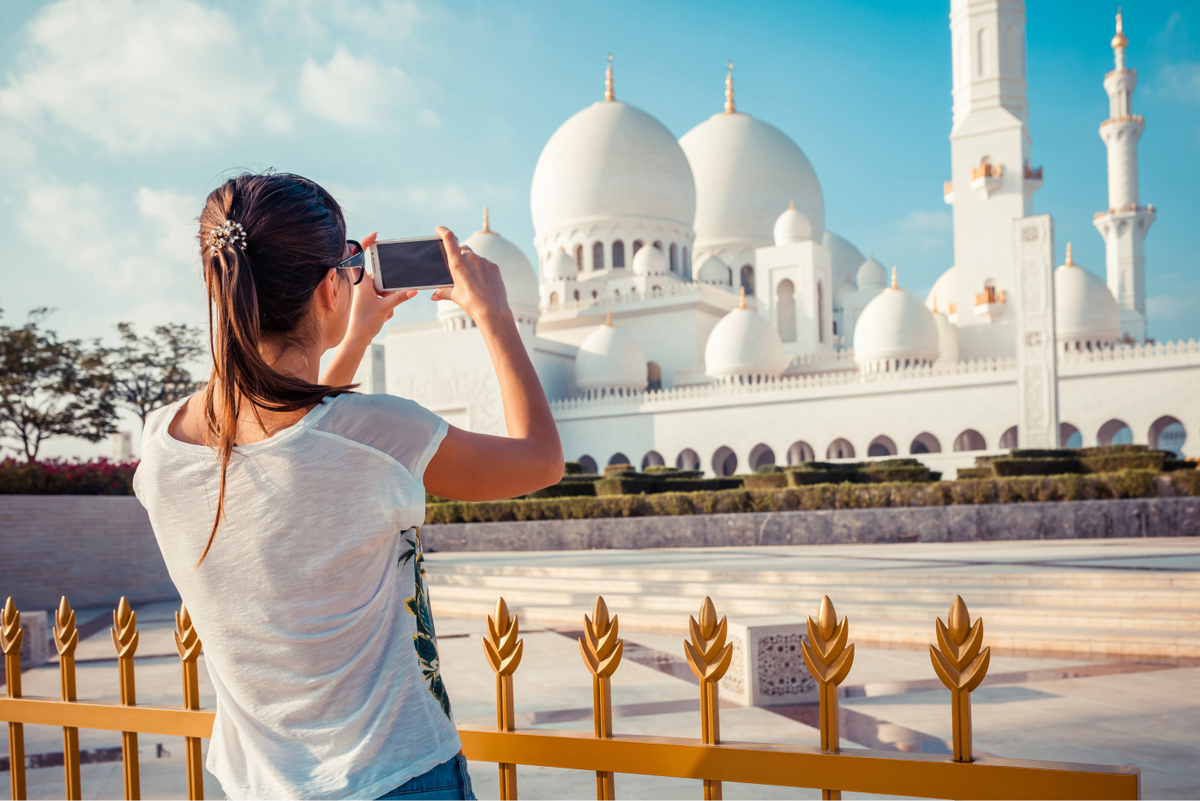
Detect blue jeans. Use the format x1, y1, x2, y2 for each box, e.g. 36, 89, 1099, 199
376, 755, 476, 800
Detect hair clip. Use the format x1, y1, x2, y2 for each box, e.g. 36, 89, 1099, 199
205, 220, 247, 252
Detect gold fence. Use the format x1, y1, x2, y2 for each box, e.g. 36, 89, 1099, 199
1, 594, 1139, 801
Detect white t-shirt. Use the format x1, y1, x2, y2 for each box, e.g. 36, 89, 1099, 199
134, 393, 460, 800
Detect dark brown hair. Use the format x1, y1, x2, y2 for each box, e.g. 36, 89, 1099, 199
197, 172, 354, 565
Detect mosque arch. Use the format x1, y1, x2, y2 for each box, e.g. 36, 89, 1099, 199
740, 265, 755, 296
669, 243, 678, 273
999, 426, 1019, 450
641, 450, 665, 469
749, 443, 776, 471
910, 432, 941, 454
1149, 416, 1186, 457
868, 436, 897, 457
653, 240, 663, 251
712, 446, 738, 477
1060, 422, 1082, 449
592, 242, 605, 271
1097, 419, 1133, 446
826, 438, 855, 459
574, 244, 583, 269
787, 441, 815, 465
612, 240, 625, 269
953, 429, 987, 452
676, 448, 701, 471
776, 279, 797, 343
548, 292, 559, 307
573, 289, 580, 301
608, 452, 632, 467
647, 361, 662, 391
578, 455, 598, 474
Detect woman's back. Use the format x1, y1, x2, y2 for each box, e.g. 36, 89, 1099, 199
135, 393, 460, 799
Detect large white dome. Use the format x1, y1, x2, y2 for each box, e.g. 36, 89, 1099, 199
853, 272, 940, 369
704, 297, 787, 379
1055, 246, 1120, 347
575, 317, 648, 392
438, 216, 539, 321
680, 111, 824, 251
530, 100, 696, 236
823, 231, 866, 288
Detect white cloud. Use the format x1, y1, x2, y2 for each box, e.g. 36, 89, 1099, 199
1159, 62, 1200, 103
300, 47, 410, 127
262, 0, 423, 42
890, 209, 952, 252
136, 187, 200, 266
0, 0, 284, 153
418, 109, 443, 128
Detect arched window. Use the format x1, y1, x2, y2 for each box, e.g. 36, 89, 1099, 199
953, 429, 987, 451
749, 444, 776, 471
1000, 426, 1018, 449
817, 281, 825, 343
647, 361, 662, 390
682, 247, 690, 279
712, 446, 737, 477
1060, 422, 1082, 449
1149, 416, 1186, 457
977, 27, 986, 77
787, 441, 814, 464
578, 455, 598, 474
910, 432, 941, 454
591, 290, 598, 299
1097, 419, 1133, 446
867, 436, 897, 457
632, 240, 644, 258
608, 452, 631, 467
653, 240, 663, 251
669, 243, 678, 273
641, 450, 665, 469
740, 265, 755, 296
776, 279, 796, 343
612, 240, 625, 268
592, 241, 605, 271
826, 438, 855, 459
574, 244, 583, 269
676, 448, 701, 471
549, 291, 559, 307
573, 289, 580, 301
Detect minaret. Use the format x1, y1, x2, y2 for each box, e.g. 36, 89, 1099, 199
945, 0, 1041, 360
1093, 9, 1154, 342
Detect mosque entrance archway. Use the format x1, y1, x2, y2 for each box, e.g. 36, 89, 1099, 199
1149, 416, 1186, 457
999, 426, 1018, 450
953, 429, 987, 452
1097, 419, 1133, 446
608, 452, 631, 468
749, 444, 776, 471
712, 446, 738, 477
1060, 422, 1082, 449
826, 439, 855, 459
578, 455, 598, 474
741, 265, 755, 296
867, 436, 897, 457
787, 441, 815, 465
641, 450, 665, 469
676, 448, 701, 471
910, 432, 941, 454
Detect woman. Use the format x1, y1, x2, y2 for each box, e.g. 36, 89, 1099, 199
134, 172, 563, 800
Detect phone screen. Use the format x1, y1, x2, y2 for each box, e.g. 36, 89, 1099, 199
376, 238, 453, 291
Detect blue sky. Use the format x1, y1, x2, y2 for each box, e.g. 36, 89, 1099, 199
0, 0, 1197, 455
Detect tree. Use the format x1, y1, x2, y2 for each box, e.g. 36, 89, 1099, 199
0, 309, 117, 460
110, 322, 206, 425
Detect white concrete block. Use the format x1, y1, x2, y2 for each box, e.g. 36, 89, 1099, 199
721, 617, 818, 706
19, 610, 50, 669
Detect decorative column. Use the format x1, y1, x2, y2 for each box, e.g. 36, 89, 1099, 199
1013, 214, 1059, 448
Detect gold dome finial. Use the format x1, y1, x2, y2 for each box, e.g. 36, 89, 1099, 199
481, 206, 491, 233
605, 53, 614, 102
789, 199, 795, 210
724, 61, 736, 114
931, 297, 939, 313
890, 267, 898, 290
738, 285, 747, 309
1112, 7, 1128, 49
605, 307, 613, 326
1065, 242, 1076, 266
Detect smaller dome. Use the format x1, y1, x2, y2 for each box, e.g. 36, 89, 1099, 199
926, 265, 958, 316
853, 269, 940, 369
632, 243, 668, 276
1055, 244, 1120, 347
575, 312, 648, 392
705, 291, 787, 379
544, 250, 578, 281
932, 310, 959, 365
439, 210, 539, 321
823, 231, 866, 287
696, 255, 731, 286
773, 201, 813, 245
833, 275, 856, 303
856, 256, 888, 290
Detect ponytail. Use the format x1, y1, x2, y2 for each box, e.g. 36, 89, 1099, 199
196, 172, 354, 566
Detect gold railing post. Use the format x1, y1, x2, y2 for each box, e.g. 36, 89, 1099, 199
111, 597, 140, 800
800, 596, 856, 801
930, 596, 991, 763
173, 604, 204, 800
54, 597, 82, 800
2, 598, 26, 801
483, 598, 523, 801
578, 597, 623, 801
683, 597, 733, 801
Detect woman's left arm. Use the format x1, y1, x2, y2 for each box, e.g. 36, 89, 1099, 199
321, 232, 417, 387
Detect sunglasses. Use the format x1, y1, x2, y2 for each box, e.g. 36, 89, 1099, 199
336, 240, 366, 285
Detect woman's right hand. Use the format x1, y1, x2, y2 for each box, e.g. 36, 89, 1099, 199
430, 226, 511, 322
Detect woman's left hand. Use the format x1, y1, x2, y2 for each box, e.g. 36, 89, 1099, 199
345, 232, 417, 342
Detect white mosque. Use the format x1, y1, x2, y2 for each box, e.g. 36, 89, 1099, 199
365, 1, 1198, 477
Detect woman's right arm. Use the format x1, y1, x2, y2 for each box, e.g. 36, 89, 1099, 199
422, 227, 564, 501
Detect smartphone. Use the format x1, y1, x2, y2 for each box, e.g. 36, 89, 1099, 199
367, 236, 454, 293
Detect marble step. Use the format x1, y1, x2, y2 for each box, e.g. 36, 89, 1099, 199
424, 571, 1200, 610
426, 583, 1200, 632
428, 598, 1200, 660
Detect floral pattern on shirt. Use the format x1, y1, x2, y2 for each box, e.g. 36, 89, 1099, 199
400, 527, 452, 718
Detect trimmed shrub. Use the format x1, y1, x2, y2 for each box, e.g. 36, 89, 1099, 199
956, 467, 993, 480
563, 461, 585, 475
530, 481, 597, 499
991, 457, 1084, 477
742, 473, 788, 490
1079, 452, 1166, 473
0, 458, 139, 495
756, 464, 782, 474
604, 464, 636, 477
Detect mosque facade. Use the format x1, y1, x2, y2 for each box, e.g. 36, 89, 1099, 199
369, 1, 1198, 477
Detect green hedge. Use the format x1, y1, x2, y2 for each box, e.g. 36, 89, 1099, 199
426, 469, 1188, 524
0, 458, 138, 495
